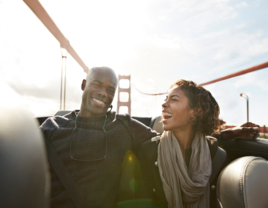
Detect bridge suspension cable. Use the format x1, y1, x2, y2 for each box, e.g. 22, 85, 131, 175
132, 83, 167, 96
133, 61, 268, 95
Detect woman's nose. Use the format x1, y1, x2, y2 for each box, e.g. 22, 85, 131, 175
162, 100, 168, 108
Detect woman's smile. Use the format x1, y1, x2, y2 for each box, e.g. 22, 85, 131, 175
162, 111, 173, 123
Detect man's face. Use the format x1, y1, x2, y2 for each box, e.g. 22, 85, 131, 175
81, 69, 117, 117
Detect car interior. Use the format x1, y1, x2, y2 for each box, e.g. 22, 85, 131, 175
1, 101, 268, 207
2, 1, 267, 207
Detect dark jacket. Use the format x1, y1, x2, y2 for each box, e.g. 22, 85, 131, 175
40, 111, 158, 208
141, 136, 219, 208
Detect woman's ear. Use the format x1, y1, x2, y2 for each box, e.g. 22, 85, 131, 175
195, 107, 203, 116
190, 108, 201, 123
190, 113, 196, 121
81, 79, 86, 91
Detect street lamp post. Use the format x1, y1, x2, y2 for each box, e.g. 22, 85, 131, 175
240, 93, 249, 122
60, 47, 68, 110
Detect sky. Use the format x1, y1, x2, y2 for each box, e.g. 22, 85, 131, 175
0, 0, 268, 126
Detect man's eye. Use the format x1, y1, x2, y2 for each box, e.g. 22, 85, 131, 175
171, 99, 177, 101
92, 83, 100, 87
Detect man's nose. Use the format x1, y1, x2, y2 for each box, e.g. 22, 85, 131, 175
98, 89, 107, 97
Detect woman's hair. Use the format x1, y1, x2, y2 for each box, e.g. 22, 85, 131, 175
170, 79, 225, 135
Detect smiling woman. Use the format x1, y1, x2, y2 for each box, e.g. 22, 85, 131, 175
143, 79, 226, 208
164, 80, 226, 136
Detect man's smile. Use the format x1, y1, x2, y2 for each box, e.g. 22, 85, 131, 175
92, 98, 106, 106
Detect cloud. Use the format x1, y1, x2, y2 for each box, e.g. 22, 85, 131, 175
1, 0, 268, 126
257, 80, 268, 91
234, 71, 268, 92
234, 73, 257, 88
236, 2, 249, 8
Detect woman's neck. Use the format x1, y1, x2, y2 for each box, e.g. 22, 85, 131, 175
173, 125, 195, 150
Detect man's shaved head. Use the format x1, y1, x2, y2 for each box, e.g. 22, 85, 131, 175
86, 67, 118, 87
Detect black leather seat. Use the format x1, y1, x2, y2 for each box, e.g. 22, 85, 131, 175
54, 110, 72, 116
0, 83, 50, 208
149, 116, 163, 133
217, 156, 268, 208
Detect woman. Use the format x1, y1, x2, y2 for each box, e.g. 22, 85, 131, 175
142, 79, 225, 208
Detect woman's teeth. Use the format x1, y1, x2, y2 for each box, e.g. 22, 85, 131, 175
93, 98, 105, 106
162, 112, 172, 117
162, 112, 172, 120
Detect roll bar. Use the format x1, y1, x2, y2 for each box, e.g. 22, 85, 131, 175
23, 0, 89, 74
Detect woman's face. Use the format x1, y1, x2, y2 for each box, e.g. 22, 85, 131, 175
162, 86, 195, 131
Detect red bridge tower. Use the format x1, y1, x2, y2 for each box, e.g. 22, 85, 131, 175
117, 75, 131, 115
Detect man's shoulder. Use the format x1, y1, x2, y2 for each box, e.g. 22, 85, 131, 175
114, 112, 151, 129
40, 111, 75, 131
113, 112, 134, 125
114, 112, 131, 120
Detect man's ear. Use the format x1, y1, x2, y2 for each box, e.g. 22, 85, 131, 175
81, 79, 86, 91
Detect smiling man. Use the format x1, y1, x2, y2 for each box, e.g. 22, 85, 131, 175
40, 67, 159, 208
80, 67, 117, 117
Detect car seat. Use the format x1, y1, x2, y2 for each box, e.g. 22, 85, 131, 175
149, 116, 163, 133
0, 83, 50, 208
217, 156, 268, 208
55, 110, 72, 116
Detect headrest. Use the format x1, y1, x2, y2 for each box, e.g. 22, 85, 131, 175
55, 110, 72, 116
217, 156, 268, 208
0, 83, 50, 208
150, 116, 163, 134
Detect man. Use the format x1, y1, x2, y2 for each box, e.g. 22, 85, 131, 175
41, 67, 158, 208
40, 67, 259, 208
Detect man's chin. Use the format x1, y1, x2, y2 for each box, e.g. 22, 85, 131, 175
88, 101, 109, 113
90, 106, 109, 117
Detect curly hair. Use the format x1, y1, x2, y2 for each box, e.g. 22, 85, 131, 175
170, 79, 225, 135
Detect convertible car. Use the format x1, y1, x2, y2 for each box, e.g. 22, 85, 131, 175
1, 84, 268, 208
1, 1, 268, 207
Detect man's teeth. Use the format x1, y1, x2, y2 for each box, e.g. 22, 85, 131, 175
162, 112, 172, 117
93, 98, 105, 105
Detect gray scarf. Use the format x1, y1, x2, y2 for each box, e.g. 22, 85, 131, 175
157, 131, 212, 208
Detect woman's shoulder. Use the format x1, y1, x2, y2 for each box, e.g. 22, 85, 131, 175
206, 136, 218, 159
142, 135, 219, 160
141, 136, 160, 162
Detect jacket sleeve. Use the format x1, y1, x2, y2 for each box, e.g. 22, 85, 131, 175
116, 114, 160, 149
39, 117, 58, 142
116, 114, 159, 199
